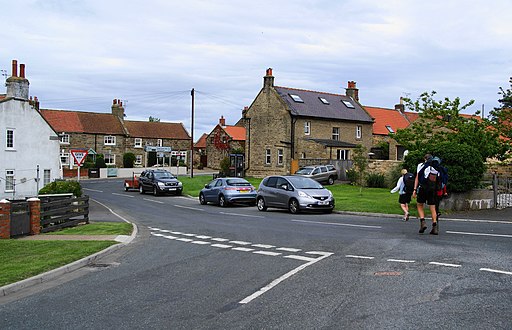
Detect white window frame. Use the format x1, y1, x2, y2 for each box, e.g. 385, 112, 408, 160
356, 125, 362, 139
134, 138, 143, 148
135, 155, 143, 165
332, 127, 340, 141
337, 149, 349, 160
157, 139, 163, 147
6, 129, 14, 149
277, 148, 284, 165
60, 150, 70, 166
265, 149, 271, 165
105, 154, 116, 166
304, 121, 311, 135
43, 169, 51, 185
5, 170, 15, 192
104, 135, 116, 146
59, 134, 70, 144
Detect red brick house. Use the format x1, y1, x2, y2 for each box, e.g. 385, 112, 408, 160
206, 116, 246, 170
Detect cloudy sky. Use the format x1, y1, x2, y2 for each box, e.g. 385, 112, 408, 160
2, 0, 511, 139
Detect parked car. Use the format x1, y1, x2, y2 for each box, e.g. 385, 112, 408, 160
256, 175, 335, 214
199, 177, 257, 207
138, 169, 183, 196
294, 164, 338, 185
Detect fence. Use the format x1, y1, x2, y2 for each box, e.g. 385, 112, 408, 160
10, 200, 30, 237
40, 195, 89, 233
493, 174, 512, 209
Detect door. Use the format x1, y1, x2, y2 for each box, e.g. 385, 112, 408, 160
273, 177, 291, 208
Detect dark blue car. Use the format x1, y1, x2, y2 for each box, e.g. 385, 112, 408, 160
199, 177, 257, 207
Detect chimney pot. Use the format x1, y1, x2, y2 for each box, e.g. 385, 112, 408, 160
12, 60, 18, 77
219, 115, 226, 126
20, 64, 25, 78
113, 99, 117, 105
266, 68, 273, 76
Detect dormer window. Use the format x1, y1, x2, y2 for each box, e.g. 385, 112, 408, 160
319, 97, 329, 105
342, 100, 355, 108
289, 94, 304, 103
385, 125, 395, 133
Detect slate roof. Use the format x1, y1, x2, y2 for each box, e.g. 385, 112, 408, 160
274, 86, 373, 123
364, 106, 411, 135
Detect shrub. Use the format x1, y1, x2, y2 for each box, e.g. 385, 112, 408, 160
95, 154, 107, 168
39, 180, 82, 197
346, 168, 357, 184
123, 152, 136, 168
220, 157, 230, 174
386, 164, 405, 189
366, 173, 386, 188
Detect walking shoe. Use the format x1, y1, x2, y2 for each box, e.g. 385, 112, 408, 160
419, 218, 427, 233
405, 212, 409, 221
430, 222, 439, 235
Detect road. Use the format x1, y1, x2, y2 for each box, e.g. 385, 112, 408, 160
1, 179, 511, 329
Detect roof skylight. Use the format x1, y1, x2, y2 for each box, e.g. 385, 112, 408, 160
289, 94, 304, 103
342, 100, 355, 108
319, 97, 329, 105
385, 125, 395, 133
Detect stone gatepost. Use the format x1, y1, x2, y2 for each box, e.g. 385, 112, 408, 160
27, 198, 41, 235
0, 199, 11, 239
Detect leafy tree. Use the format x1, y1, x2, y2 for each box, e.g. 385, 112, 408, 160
39, 180, 82, 197
95, 154, 107, 168
149, 116, 160, 122
123, 152, 136, 168
351, 144, 368, 194
489, 77, 512, 153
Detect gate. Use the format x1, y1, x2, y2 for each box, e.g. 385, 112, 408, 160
10, 200, 31, 237
494, 174, 512, 209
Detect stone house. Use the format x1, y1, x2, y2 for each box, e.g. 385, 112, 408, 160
0, 60, 61, 199
40, 100, 191, 170
241, 68, 374, 177
193, 133, 208, 168
206, 116, 246, 170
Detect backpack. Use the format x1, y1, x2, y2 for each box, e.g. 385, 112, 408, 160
419, 156, 448, 192
402, 172, 415, 194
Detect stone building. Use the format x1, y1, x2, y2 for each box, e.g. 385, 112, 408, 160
40, 100, 190, 170
193, 133, 208, 168
206, 116, 246, 170
242, 68, 374, 177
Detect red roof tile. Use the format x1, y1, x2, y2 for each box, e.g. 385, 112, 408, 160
124, 121, 190, 139
364, 106, 411, 135
224, 126, 246, 141
194, 133, 208, 148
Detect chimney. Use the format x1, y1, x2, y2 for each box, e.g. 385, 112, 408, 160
394, 97, 405, 113
111, 98, 125, 120
242, 106, 249, 117
263, 68, 274, 89
6, 60, 30, 100
345, 81, 359, 102
219, 115, 226, 126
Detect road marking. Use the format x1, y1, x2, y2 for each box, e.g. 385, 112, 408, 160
164, 236, 177, 240
211, 244, 233, 249
229, 241, 252, 245
252, 244, 275, 249
191, 241, 211, 245
253, 251, 282, 256
143, 198, 164, 204
387, 259, 416, 263
345, 255, 375, 260
176, 238, 193, 242
480, 268, 512, 275
292, 219, 382, 229
219, 212, 265, 218
446, 231, 512, 238
170, 231, 183, 235
276, 247, 302, 252
211, 238, 230, 242
232, 247, 255, 252
111, 193, 134, 198
239, 252, 333, 304
195, 235, 212, 239
84, 188, 103, 193
174, 205, 205, 211
182, 233, 196, 237
429, 262, 461, 268
151, 233, 166, 237
284, 255, 316, 262
443, 218, 512, 224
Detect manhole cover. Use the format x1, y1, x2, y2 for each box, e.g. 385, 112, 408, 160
374, 271, 402, 276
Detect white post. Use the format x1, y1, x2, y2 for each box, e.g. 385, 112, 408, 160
77, 165, 81, 181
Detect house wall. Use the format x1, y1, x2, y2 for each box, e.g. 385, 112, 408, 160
372, 135, 400, 160
0, 99, 61, 199
206, 125, 245, 169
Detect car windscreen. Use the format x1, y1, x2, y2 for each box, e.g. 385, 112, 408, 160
287, 176, 324, 189
226, 179, 251, 186
154, 172, 175, 179
295, 168, 313, 175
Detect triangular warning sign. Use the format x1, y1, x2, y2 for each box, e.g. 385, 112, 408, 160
70, 149, 89, 166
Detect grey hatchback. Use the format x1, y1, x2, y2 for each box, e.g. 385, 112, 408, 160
256, 175, 335, 214
199, 177, 257, 207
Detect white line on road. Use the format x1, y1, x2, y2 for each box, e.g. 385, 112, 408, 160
195, 235, 212, 239
174, 205, 205, 211
211, 238, 230, 242
345, 255, 375, 260
219, 212, 265, 218
387, 259, 416, 263
211, 244, 233, 249
443, 218, 512, 224
182, 233, 196, 237
429, 262, 461, 268
239, 252, 333, 304
83, 188, 103, 193
284, 255, 316, 262
176, 238, 193, 242
111, 193, 134, 198
143, 198, 164, 204
251, 244, 275, 249
446, 231, 512, 238
276, 247, 302, 252
232, 247, 255, 252
229, 241, 252, 245
292, 219, 382, 229
191, 241, 211, 245
480, 268, 512, 275
253, 251, 282, 256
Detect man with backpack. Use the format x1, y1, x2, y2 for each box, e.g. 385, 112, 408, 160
412, 154, 439, 235
391, 169, 415, 221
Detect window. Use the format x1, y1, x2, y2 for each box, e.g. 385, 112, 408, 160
6, 129, 14, 149
385, 125, 394, 133
104, 136, 116, 145
337, 150, 349, 160
265, 149, 271, 165
134, 138, 142, 148
157, 139, 163, 147
343, 100, 355, 108
304, 121, 311, 135
319, 97, 329, 105
277, 149, 284, 165
60, 150, 70, 165
135, 155, 143, 165
332, 127, 340, 141
301, 152, 306, 159
5, 170, 14, 192
289, 94, 304, 103
60, 134, 70, 144
43, 169, 51, 185
105, 154, 116, 165
356, 125, 362, 139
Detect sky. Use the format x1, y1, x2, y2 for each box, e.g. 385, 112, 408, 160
2, 0, 512, 140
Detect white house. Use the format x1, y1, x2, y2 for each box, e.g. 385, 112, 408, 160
0, 60, 61, 199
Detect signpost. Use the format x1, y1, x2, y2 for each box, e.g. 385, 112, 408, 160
70, 149, 89, 181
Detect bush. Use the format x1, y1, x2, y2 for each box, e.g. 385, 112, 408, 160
386, 164, 405, 189
39, 180, 82, 197
95, 154, 107, 168
220, 157, 230, 174
366, 173, 386, 188
123, 152, 136, 168
346, 168, 357, 185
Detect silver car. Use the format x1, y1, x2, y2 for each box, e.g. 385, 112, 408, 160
256, 175, 335, 214
199, 177, 257, 207
294, 164, 338, 185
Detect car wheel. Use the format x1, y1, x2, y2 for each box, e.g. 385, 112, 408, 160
257, 197, 267, 211
199, 193, 206, 205
327, 176, 335, 185
219, 195, 227, 207
153, 186, 159, 196
139, 185, 144, 194
289, 199, 300, 214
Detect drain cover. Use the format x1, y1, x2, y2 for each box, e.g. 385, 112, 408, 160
374, 271, 402, 276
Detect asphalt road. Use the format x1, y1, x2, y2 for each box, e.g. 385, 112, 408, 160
1, 178, 511, 329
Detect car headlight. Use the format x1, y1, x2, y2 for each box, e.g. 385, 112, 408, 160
178, 182, 183, 187
157, 182, 165, 187
298, 190, 311, 198
327, 190, 333, 197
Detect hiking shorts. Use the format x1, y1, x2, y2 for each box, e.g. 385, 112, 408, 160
399, 193, 412, 204
417, 186, 437, 205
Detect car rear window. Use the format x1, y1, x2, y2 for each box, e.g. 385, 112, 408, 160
296, 168, 313, 175
226, 179, 250, 186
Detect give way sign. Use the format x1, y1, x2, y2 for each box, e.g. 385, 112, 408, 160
70, 149, 89, 166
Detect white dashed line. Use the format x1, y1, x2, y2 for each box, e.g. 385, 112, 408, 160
292, 219, 382, 229
176, 238, 193, 242
143, 198, 164, 204
170, 231, 183, 235
480, 268, 512, 275
446, 231, 512, 238
284, 255, 316, 262
229, 241, 252, 245
252, 244, 275, 249
253, 251, 282, 256
276, 247, 302, 252
211, 244, 233, 249
182, 233, 196, 237
345, 255, 375, 260
232, 247, 255, 252
219, 212, 265, 218
211, 238, 230, 242
195, 235, 212, 239
429, 262, 461, 268
174, 205, 205, 211
387, 259, 416, 263
164, 236, 177, 240
191, 241, 211, 245
83, 188, 103, 193
111, 193, 134, 198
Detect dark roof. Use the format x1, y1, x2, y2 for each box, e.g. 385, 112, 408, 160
274, 86, 373, 123
305, 138, 358, 148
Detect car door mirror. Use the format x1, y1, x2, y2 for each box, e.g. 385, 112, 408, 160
205, 184, 210, 189
280, 184, 288, 190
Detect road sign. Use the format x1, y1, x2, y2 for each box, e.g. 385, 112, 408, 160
70, 149, 89, 166
144, 146, 172, 153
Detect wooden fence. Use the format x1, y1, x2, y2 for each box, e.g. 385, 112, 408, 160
40, 196, 89, 233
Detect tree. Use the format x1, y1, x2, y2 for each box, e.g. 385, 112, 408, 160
149, 116, 160, 122
123, 152, 136, 168
351, 144, 368, 195
489, 77, 512, 154
95, 154, 107, 168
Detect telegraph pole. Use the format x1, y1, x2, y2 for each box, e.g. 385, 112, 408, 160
190, 88, 195, 178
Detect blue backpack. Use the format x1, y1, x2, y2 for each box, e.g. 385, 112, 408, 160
419, 156, 448, 191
